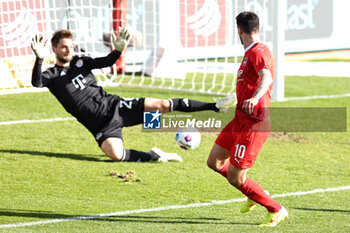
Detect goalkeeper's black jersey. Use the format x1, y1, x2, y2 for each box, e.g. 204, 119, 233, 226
32, 50, 121, 133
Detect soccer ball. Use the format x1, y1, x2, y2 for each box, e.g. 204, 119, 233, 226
175, 127, 201, 150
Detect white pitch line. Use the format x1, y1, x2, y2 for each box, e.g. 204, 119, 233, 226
0, 117, 75, 126
0, 185, 349, 229
283, 93, 350, 101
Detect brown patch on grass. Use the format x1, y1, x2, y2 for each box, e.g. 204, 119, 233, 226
269, 132, 306, 143
199, 131, 220, 136
109, 170, 142, 183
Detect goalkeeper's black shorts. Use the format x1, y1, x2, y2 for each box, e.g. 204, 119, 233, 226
93, 97, 145, 146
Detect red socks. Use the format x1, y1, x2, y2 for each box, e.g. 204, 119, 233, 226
238, 177, 281, 213
216, 162, 281, 213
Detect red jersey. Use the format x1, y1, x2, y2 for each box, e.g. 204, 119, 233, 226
235, 42, 275, 120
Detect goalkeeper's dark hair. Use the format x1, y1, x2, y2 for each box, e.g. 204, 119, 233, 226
51, 30, 73, 47
236, 11, 260, 34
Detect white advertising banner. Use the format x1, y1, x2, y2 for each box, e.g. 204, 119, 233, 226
126, 0, 349, 62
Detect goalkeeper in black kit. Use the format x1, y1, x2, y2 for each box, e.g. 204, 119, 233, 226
31, 27, 236, 162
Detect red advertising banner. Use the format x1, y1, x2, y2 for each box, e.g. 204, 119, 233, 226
0, 0, 47, 58
180, 0, 229, 48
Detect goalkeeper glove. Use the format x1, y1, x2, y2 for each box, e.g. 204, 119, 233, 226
31, 35, 48, 59
111, 26, 132, 52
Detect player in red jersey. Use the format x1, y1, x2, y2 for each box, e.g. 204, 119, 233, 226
206, 11, 288, 227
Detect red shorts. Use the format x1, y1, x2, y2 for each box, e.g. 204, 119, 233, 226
215, 112, 271, 169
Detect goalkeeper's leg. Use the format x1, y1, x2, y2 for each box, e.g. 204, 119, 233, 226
101, 137, 182, 162
145, 98, 219, 113
101, 137, 153, 161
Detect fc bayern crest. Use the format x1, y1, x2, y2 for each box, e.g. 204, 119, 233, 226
76, 59, 83, 68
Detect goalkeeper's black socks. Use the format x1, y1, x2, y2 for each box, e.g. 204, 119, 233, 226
169, 98, 218, 112
121, 149, 159, 162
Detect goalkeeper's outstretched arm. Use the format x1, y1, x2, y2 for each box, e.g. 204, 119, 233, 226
31, 35, 48, 87
88, 50, 121, 69
32, 58, 44, 87
88, 26, 132, 69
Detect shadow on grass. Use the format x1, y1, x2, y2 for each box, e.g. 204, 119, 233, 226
90, 215, 258, 226
0, 149, 112, 162
294, 207, 350, 213
0, 208, 75, 219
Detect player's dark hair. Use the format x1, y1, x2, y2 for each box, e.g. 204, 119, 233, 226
51, 30, 73, 47
236, 11, 259, 34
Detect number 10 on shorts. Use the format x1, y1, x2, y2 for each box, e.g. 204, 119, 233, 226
234, 144, 246, 164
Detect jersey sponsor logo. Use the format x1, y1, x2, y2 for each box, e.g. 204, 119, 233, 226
95, 132, 103, 140
75, 59, 83, 68
143, 110, 161, 129
72, 74, 86, 90
237, 69, 243, 78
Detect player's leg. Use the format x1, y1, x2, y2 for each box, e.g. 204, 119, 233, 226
101, 137, 181, 162
168, 98, 218, 112
207, 119, 235, 178
96, 119, 147, 161
144, 98, 171, 113
226, 164, 249, 188
101, 137, 160, 162
144, 97, 218, 113
230, 163, 288, 227
227, 165, 282, 215
144, 94, 236, 113
227, 128, 287, 226
207, 143, 231, 178
116, 98, 183, 162
101, 137, 124, 160
227, 135, 282, 213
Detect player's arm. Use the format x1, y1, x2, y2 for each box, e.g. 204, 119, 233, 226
242, 68, 273, 115
88, 50, 121, 69
31, 35, 50, 87
89, 26, 132, 69
32, 58, 45, 87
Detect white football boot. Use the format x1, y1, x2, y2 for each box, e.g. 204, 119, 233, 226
215, 93, 237, 112
150, 147, 183, 162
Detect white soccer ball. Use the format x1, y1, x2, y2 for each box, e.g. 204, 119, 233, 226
175, 127, 201, 150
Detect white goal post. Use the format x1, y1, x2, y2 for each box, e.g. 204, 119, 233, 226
0, 0, 284, 100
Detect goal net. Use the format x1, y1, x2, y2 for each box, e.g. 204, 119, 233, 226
0, 0, 276, 96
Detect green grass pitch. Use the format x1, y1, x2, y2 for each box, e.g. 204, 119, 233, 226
0, 75, 350, 232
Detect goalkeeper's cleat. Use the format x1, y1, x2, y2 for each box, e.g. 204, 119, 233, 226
215, 93, 237, 112
259, 206, 288, 227
240, 190, 270, 213
149, 147, 183, 162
